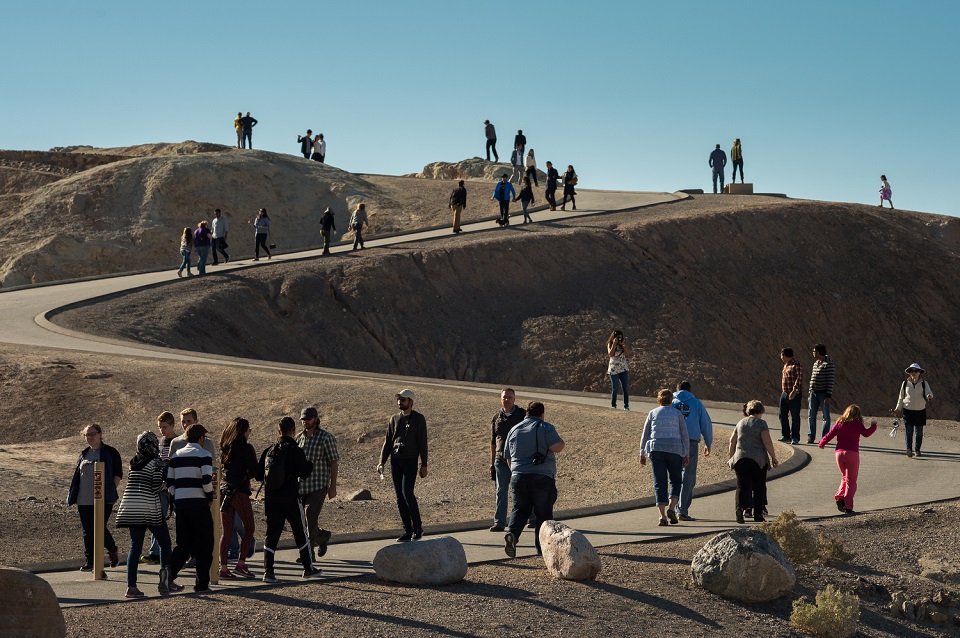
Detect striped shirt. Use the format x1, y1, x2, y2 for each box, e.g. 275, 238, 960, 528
809, 356, 836, 396
297, 428, 339, 495
781, 358, 804, 395
115, 458, 164, 527
167, 443, 213, 508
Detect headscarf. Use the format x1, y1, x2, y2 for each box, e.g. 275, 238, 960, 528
131, 430, 160, 471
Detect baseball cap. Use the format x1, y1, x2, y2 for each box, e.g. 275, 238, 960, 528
301, 407, 319, 420
396, 389, 416, 401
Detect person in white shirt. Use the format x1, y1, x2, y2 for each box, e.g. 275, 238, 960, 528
211, 209, 229, 265
312, 134, 326, 163
524, 149, 538, 186
893, 363, 933, 457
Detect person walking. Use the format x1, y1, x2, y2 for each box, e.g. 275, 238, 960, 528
313, 134, 326, 163
489, 388, 527, 533
807, 344, 836, 442
448, 180, 467, 234
211, 209, 230, 265
728, 400, 779, 523
730, 138, 744, 184
709, 144, 727, 193
513, 130, 526, 155
176, 227, 193, 277
818, 404, 877, 514
142, 412, 177, 564
639, 390, 690, 526
297, 130, 313, 159
296, 406, 339, 561
166, 423, 215, 592
250, 208, 272, 261
377, 389, 428, 542
349, 203, 368, 250
515, 176, 536, 224
239, 112, 258, 149
545, 161, 559, 211
778, 347, 804, 444
510, 146, 525, 184
894, 363, 934, 457
525, 149, 538, 186
193, 221, 212, 276
502, 401, 564, 558
879, 175, 894, 208
484, 120, 498, 162
320, 207, 336, 255
115, 431, 183, 597
234, 112, 243, 148
606, 330, 630, 410
561, 165, 577, 210
256, 416, 322, 582
672, 381, 713, 521
67, 424, 122, 573
218, 418, 258, 579
492, 174, 516, 226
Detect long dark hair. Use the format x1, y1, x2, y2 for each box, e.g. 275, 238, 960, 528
220, 417, 250, 464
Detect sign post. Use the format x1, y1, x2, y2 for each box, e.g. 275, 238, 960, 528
92, 462, 105, 580
210, 468, 220, 584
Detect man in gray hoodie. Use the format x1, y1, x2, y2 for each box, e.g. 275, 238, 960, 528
672, 381, 713, 521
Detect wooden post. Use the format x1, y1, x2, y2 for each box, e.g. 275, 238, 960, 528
210, 468, 220, 584
92, 462, 105, 580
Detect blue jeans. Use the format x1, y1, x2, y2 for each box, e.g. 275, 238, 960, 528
390, 457, 422, 533
242, 131, 252, 149
678, 440, 700, 516
903, 408, 926, 452
196, 246, 209, 275
128, 523, 171, 587
808, 392, 831, 439
228, 511, 245, 558
712, 169, 725, 193
493, 457, 512, 527
779, 392, 802, 441
148, 491, 169, 557
649, 451, 683, 505
178, 249, 191, 275
610, 371, 629, 408
507, 473, 557, 554
521, 200, 532, 223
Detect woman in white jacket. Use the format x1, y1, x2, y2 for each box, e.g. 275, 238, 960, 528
525, 149, 538, 186
893, 363, 933, 457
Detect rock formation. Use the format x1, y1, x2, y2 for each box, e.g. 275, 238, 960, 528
373, 536, 468, 585
691, 529, 795, 602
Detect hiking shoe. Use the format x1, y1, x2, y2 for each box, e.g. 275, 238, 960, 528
489, 525, 505, 532
504, 533, 517, 558
396, 532, 413, 542
80, 563, 93, 572
109, 550, 120, 568
262, 572, 279, 584
219, 569, 236, 579
317, 530, 332, 557
125, 587, 146, 599
836, 498, 846, 512
666, 509, 679, 525
412, 530, 423, 540
915, 451, 922, 457
678, 514, 697, 521
141, 554, 160, 565
624, 406, 630, 411
658, 517, 669, 527
743, 508, 753, 518
234, 564, 255, 579
736, 508, 745, 524
806, 436, 815, 444
906, 450, 914, 458
844, 509, 856, 515
791, 439, 800, 445
303, 567, 323, 579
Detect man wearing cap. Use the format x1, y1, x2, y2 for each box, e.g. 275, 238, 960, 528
448, 180, 467, 234
167, 423, 215, 592
491, 174, 516, 227
489, 388, 526, 532
807, 344, 836, 443
894, 364, 934, 458
378, 389, 428, 542
296, 406, 339, 561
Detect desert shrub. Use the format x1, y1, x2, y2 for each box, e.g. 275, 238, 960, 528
818, 532, 855, 563
791, 584, 860, 638
757, 510, 819, 565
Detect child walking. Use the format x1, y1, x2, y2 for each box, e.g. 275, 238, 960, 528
818, 404, 877, 514
879, 175, 894, 208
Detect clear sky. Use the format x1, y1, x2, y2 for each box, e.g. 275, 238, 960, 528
4, 1, 958, 215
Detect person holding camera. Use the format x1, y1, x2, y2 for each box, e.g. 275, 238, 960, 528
607, 330, 630, 411
894, 363, 934, 457
502, 401, 565, 558
489, 389, 526, 532
378, 389, 428, 542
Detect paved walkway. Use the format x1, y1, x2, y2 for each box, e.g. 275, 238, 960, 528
1, 188, 957, 607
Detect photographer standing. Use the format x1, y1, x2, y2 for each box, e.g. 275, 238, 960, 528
502, 402, 565, 558
378, 389, 428, 542
607, 330, 630, 411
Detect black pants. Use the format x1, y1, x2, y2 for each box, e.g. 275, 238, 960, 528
486, 138, 498, 162
353, 226, 364, 250
508, 474, 557, 554
526, 166, 538, 186
732, 159, 744, 182
733, 458, 767, 514
263, 496, 313, 573
561, 185, 575, 209
779, 392, 802, 440
255, 233, 271, 258
312, 152, 325, 162
498, 198, 510, 224
545, 184, 557, 208
78, 502, 117, 564
903, 408, 927, 452
211, 237, 229, 264
170, 503, 213, 590
321, 229, 332, 254
390, 457, 422, 534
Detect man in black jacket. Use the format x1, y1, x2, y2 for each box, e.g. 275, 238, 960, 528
514, 130, 526, 155
256, 416, 322, 582
545, 161, 560, 211
489, 388, 525, 532
239, 112, 258, 149
320, 207, 337, 255
448, 181, 467, 234
377, 389, 428, 541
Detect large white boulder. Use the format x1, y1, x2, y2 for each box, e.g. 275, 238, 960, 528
539, 520, 601, 580
691, 529, 795, 602
0, 565, 66, 637
373, 536, 467, 586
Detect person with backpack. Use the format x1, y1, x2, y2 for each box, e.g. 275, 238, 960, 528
256, 416, 322, 582
893, 363, 934, 457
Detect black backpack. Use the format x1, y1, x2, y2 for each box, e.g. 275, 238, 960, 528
263, 443, 288, 491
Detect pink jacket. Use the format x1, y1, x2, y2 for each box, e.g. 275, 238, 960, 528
818, 419, 877, 452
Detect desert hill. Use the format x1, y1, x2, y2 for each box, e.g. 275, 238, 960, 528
52, 194, 960, 420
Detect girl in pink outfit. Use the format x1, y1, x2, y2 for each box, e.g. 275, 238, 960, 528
818, 404, 877, 514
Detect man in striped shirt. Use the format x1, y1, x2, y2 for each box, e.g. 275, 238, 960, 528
778, 348, 804, 445
167, 423, 214, 592
807, 344, 836, 443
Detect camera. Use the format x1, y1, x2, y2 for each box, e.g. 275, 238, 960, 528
532, 453, 546, 465
392, 440, 405, 455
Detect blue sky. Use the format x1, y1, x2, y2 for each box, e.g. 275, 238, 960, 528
4, 1, 958, 215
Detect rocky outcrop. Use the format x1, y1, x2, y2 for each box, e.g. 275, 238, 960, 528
539, 520, 601, 580
691, 529, 795, 602
0, 565, 66, 637
416, 157, 547, 183
373, 536, 467, 585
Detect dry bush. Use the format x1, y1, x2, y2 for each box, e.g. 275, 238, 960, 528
791, 584, 861, 638
818, 532, 855, 563
758, 510, 819, 565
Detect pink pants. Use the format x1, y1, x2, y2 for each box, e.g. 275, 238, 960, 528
835, 450, 860, 511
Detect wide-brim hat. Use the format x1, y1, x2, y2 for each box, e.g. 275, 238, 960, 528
905, 363, 925, 374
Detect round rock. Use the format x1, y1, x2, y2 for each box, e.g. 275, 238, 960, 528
691, 529, 795, 602
373, 536, 467, 586
0, 565, 66, 637
539, 520, 601, 580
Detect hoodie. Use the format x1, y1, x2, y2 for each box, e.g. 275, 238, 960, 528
672, 390, 713, 447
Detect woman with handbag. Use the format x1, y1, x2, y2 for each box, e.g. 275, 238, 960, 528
249, 208, 272, 261
350, 203, 369, 250
561, 165, 578, 210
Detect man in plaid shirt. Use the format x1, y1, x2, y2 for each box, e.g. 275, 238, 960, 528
778, 347, 804, 444
297, 406, 339, 561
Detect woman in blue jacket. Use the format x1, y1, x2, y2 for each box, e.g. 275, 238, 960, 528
67, 424, 123, 572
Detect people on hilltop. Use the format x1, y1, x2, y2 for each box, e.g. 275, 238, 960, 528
502, 401, 564, 558
514, 130, 526, 155
606, 330, 630, 411
510, 146, 525, 184
211, 209, 230, 266
296, 406, 339, 563
515, 176, 536, 224
448, 180, 467, 234
218, 418, 258, 579
320, 207, 336, 255
234, 112, 243, 149
728, 400, 778, 523
298, 130, 313, 159
730, 138, 744, 184
491, 174, 516, 226
778, 347, 804, 445
378, 389, 428, 542
489, 389, 527, 533
561, 165, 578, 210
193, 221, 212, 276
349, 203, 368, 250
818, 404, 877, 515
672, 381, 713, 521
709, 143, 727, 194
807, 344, 836, 442
879, 175, 894, 209
67, 424, 122, 573
249, 208, 272, 261
177, 227, 193, 277
239, 112, 258, 149
545, 161, 560, 211
167, 423, 215, 592
640, 389, 690, 526
484, 120, 499, 162
525, 149, 538, 186
893, 363, 933, 458
313, 133, 326, 163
